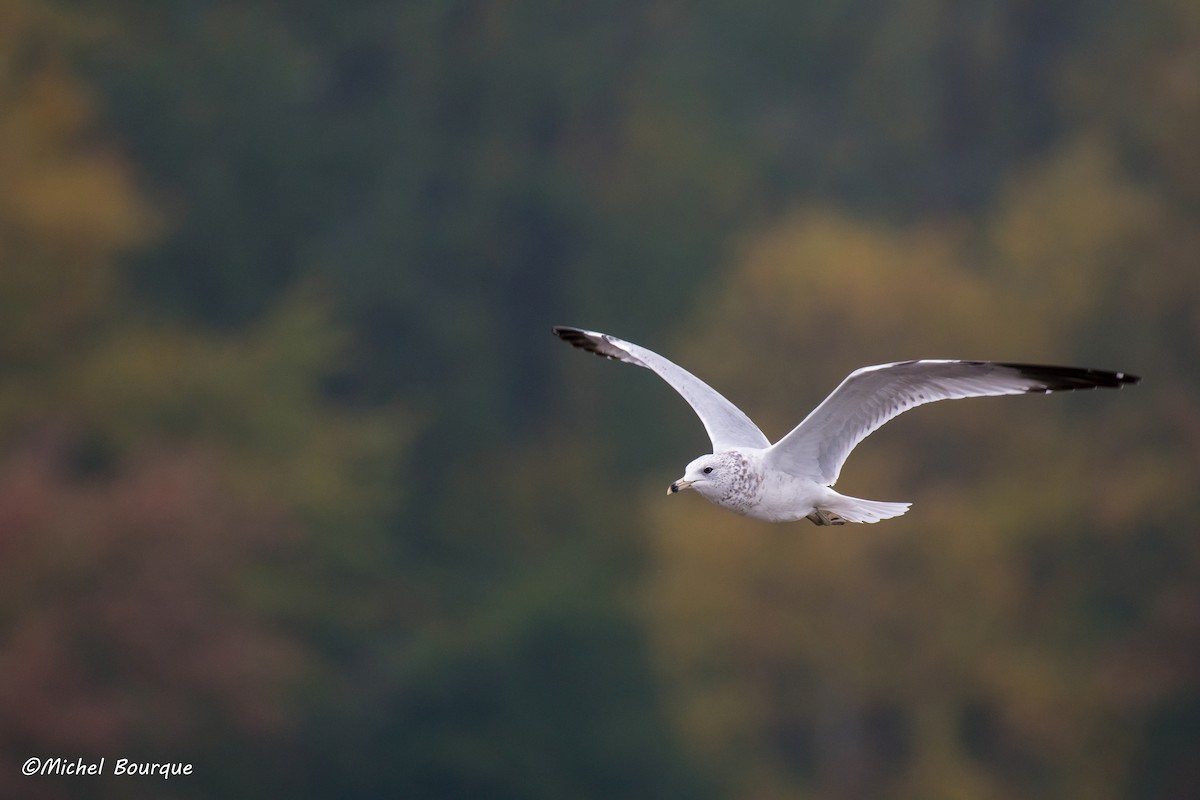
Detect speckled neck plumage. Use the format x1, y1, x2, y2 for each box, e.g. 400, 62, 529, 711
717, 451, 763, 513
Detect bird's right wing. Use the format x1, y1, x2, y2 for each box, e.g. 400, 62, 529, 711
553, 326, 770, 452
764, 359, 1139, 485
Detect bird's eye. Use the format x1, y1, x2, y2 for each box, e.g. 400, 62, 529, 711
702, 466, 714, 474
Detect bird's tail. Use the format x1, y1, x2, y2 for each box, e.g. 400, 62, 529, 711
811, 493, 911, 525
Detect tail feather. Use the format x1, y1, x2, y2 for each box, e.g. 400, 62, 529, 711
815, 494, 911, 525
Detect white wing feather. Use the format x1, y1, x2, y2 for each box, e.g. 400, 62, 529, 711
553, 327, 770, 452
764, 359, 1136, 485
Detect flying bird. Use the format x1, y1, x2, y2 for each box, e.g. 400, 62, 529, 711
553, 326, 1139, 525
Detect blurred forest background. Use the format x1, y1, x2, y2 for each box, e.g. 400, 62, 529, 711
2, 0, 1198, 798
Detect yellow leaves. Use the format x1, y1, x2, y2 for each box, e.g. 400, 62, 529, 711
732, 209, 993, 350
0, 240, 114, 365
0, 5, 416, 762
991, 139, 1155, 270
987, 139, 1161, 331
36, 289, 310, 442
670, 138, 1162, 450
7, 140, 148, 251
0, 1, 153, 366
642, 138, 1173, 798
46, 288, 412, 529
0, 17, 151, 253
0, 0, 415, 581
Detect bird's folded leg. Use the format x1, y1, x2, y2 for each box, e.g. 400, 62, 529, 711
806, 509, 847, 526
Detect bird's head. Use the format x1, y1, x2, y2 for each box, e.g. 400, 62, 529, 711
668, 452, 742, 500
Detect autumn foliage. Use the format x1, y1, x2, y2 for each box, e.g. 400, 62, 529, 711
2, 0, 1198, 798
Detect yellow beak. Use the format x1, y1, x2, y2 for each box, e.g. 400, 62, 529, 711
667, 479, 694, 495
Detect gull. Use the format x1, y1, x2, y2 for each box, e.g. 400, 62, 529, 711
553, 326, 1139, 525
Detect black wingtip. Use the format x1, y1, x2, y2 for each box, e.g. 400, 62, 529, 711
1000, 363, 1141, 393
553, 325, 589, 347
552, 325, 618, 360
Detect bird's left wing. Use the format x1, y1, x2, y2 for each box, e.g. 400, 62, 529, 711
553, 326, 770, 451
764, 359, 1139, 485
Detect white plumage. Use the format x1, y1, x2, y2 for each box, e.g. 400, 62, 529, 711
555, 326, 1138, 525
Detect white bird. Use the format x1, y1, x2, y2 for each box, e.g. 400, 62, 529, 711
553, 326, 1139, 525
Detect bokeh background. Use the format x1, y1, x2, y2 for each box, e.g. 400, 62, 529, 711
3, 0, 1199, 798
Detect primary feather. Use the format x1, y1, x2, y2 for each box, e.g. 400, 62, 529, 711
553, 326, 1140, 524
764, 359, 1138, 485
553, 326, 769, 451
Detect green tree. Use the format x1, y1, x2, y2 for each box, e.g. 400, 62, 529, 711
18, 0, 1199, 796
643, 140, 1198, 799
0, 3, 409, 796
